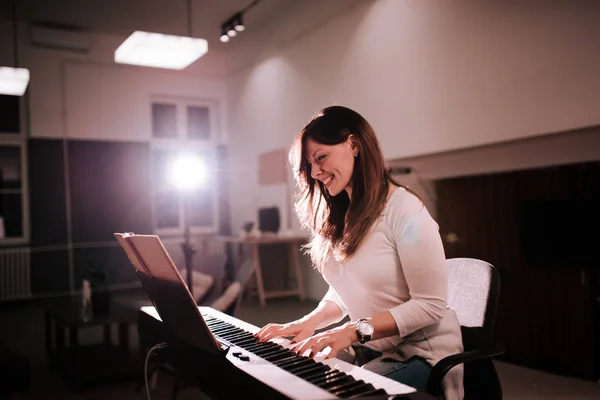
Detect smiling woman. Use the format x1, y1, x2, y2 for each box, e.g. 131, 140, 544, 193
289, 105, 414, 270
256, 106, 465, 400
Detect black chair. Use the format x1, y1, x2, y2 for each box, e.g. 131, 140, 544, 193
425, 258, 505, 400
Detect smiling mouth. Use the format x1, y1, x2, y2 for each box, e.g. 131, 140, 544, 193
323, 175, 334, 188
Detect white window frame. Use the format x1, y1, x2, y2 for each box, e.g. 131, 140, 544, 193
149, 96, 220, 236
0, 96, 29, 246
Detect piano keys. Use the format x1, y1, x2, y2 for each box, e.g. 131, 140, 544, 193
139, 305, 422, 400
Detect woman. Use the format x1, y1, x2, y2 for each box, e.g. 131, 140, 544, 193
255, 106, 464, 399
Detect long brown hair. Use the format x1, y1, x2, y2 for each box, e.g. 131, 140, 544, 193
290, 106, 415, 271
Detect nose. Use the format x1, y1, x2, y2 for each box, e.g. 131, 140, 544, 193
310, 163, 321, 180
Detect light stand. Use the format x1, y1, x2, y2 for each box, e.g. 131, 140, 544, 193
182, 192, 195, 296
170, 153, 206, 299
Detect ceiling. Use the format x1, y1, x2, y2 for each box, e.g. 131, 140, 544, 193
2, 0, 296, 41
0, 0, 362, 77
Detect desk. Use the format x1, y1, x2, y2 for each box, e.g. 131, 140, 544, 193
44, 299, 138, 391
219, 235, 308, 307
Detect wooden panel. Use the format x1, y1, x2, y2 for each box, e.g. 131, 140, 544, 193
28, 139, 68, 246
435, 162, 600, 380
68, 140, 152, 243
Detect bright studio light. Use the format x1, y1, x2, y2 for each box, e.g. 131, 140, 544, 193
170, 154, 206, 190
114, 31, 208, 70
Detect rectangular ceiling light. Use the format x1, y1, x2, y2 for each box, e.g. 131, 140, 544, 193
114, 31, 208, 70
0, 67, 30, 96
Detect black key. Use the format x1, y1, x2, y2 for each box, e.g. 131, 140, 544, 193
329, 380, 365, 396
320, 375, 354, 390
272, 355, 302, 366
207, 321, 232, 328
229, 338, 258, 347
291, 363, 330, 378
269, 354, 299, 366
253, 347, 287, 358
212, 327, 241, 335
308, 370, 346, 386
222, 331, 255, 340
244, 341, 278, 351
206, 320, 227, 326
279, 358, 315, 371
348, 388, 387, 398
337, 383, 375, 398
275, 356, 314, 369
248, 343, 280, 354
224, 333, 255, 342
262, 350, 295, 362
304, 368, 341, 380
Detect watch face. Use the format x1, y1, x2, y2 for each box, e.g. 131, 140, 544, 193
358, 320, 374, 335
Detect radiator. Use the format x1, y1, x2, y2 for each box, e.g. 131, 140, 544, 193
0, 248, 31, 301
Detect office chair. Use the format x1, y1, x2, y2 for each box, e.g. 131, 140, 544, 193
425, 258, 505, 400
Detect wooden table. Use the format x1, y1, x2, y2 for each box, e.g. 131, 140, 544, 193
218, 235, 308, 307
44, 299, 138, 391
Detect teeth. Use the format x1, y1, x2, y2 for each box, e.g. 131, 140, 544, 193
323, 175, 333, 185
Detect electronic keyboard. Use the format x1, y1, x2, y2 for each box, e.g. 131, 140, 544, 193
140, 306, 417, 399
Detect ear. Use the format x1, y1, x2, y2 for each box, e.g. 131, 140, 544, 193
347, 134, 359, 155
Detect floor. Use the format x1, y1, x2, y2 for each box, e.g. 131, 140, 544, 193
1, 292, 599, 399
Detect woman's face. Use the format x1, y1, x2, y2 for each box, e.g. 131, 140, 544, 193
305, 137, 357, 197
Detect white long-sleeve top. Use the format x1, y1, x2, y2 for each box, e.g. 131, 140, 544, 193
321, 187, 464, 398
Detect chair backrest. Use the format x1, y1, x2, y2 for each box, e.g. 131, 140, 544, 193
446, 257, 500, 350
446, 258, 502, 400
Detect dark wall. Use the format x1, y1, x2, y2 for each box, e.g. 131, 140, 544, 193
28, 139, 70, 294
28, 138, 152, 293
68, 140, 152, 242
435, 162, 600, 380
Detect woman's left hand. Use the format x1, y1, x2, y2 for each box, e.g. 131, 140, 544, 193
290, 322, 357, 359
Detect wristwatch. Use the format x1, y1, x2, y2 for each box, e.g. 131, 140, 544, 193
356, 318, 374, 344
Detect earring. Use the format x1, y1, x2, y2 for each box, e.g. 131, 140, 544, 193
354, 153, 358, 158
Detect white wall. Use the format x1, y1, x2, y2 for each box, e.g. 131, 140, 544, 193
0, 21, 228, 141
226, 0, 600, 300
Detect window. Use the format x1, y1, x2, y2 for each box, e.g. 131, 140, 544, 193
150, 97, 219, 235
0, 95, 28, 244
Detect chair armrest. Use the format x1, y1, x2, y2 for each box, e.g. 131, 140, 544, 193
425, 342, 505, 397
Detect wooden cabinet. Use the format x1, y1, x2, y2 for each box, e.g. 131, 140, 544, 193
435, 162, 600, 380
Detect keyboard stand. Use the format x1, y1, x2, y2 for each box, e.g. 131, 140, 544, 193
162, 335, 291, 400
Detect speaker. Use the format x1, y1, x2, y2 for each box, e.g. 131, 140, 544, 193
258, 207, 280, 233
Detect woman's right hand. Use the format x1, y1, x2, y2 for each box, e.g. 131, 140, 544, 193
255, 320, 317, 344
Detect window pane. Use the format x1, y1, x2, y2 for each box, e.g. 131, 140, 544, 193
152, 149, 175, 189
152, 103, 177, 138
0, 95, 20, 133
154, 191, 180, 228
0, 146, 21, 189
187, 106, 210, 139
0, 193, 23, 238
190, 188, 213, 227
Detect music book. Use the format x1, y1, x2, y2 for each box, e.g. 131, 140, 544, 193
115, 232, 223, 354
